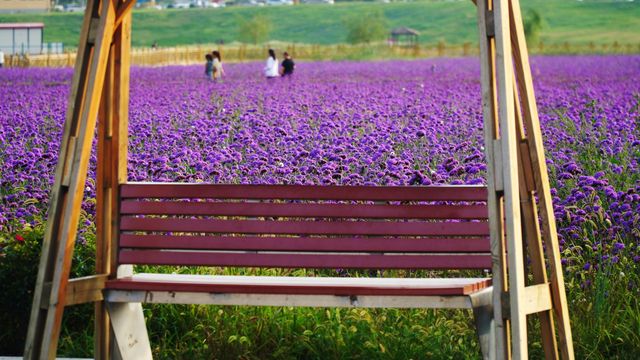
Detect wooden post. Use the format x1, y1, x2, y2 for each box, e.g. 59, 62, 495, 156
95, 8, 132, 359
508, 0, 574, 358
513, 79, 559, 359
95, 37, 115, 360
494, 0, 529, 357
475, 0, 509, 357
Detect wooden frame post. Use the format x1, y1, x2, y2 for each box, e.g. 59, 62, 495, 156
492, 0, 529, 357
95, 8, 132, 359
474, 0, 574, 358
508, 0, 574, 357
475, 0, 510, 357
95, 38, 114, 360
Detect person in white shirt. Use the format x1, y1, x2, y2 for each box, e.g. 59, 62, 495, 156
212, 50, 224, 82
0, 50, 5, 68
263, 49, 279, 79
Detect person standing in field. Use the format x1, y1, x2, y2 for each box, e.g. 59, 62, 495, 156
280, 52, 295, 77
212, 50, 224, 82
264, 49, 279, 79
204, 53, 214, 81
0, 50, 5, 68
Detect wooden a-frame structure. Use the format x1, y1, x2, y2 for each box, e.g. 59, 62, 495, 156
23, 0, 574, 358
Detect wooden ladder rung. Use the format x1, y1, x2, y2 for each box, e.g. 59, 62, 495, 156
501, 283, 553, 318
65, 274, 108, 306
523, 283, 553, 315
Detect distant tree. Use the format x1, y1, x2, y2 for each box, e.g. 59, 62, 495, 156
523, 9, 544, 45
238, 15, 273, 45
344, 10, 388, 44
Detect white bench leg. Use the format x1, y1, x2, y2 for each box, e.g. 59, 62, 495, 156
106, 301, 153, 360
470, 287, 495, 360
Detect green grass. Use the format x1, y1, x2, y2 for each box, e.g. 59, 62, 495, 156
0, 0, 638, 48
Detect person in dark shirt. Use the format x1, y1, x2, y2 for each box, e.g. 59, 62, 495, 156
204, 53, 214, 81
280, 52, 295, 77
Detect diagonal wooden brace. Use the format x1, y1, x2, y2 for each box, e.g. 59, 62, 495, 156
114, 0, 137, 30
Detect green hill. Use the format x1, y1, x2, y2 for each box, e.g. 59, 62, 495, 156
0, 0, 638, 48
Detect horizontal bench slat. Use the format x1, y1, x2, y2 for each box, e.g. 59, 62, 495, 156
118, 250, 492, 269
120, 235, 491, 253
121, 183, 488, 201
120, 218, 490, 236
120, 201, 489, 219
106, 275, 492, 296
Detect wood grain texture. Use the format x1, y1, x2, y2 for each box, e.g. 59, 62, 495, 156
118, 183, 491, 272
494, 0, 528, 357
120, 217, 490, 236
120, 234, 491, 253
513, 75, 559, 359
120, 201, 489, 219
106, 302, 153, 360
118, 250, 493, 269
65, 275, 108, 306
105, 291, 474, 309
474, 0, 509, 357
94, 37, 113, 360
106, 274, 492, 296
94, 6, 133, 358
121, 183, 488, 201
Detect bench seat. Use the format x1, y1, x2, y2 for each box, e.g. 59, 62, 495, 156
102, 184, 495, 358
106, 274, 492, 296
108, 183, 493, 308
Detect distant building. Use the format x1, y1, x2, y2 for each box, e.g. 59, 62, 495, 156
0, 23, 44, 54
0, 0, 51, 13
390, 27, 420, 46
300, 0, 333, 4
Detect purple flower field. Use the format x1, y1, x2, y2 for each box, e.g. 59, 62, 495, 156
1, 56, 639, 287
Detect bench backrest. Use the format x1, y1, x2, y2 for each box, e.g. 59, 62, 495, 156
118, 183, 491, 270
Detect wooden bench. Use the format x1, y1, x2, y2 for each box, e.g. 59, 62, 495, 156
104, 183, 495, 359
